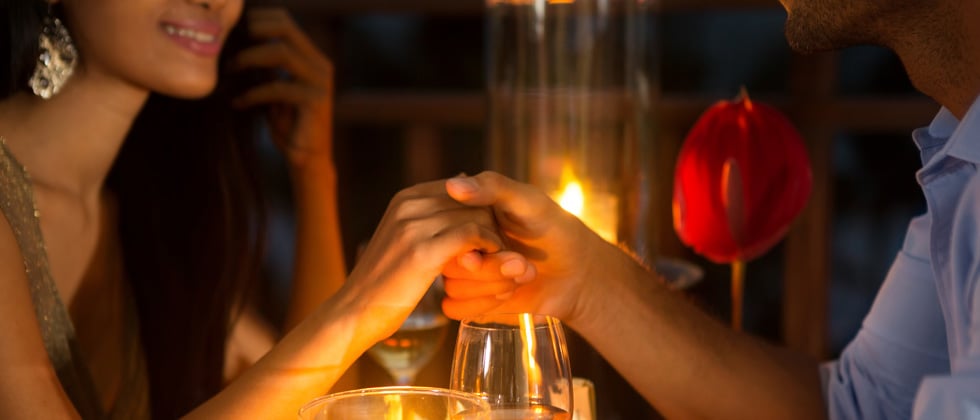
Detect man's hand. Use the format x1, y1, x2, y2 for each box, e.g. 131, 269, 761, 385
440, 171, 636, 329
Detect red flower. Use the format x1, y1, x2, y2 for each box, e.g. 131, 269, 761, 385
672, 90, 812, 264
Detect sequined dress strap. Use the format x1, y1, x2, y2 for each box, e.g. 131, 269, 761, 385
0, 138, 105, 419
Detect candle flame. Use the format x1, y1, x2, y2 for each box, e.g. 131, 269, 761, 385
557, 180, 585, 217
551, 165, 619, 243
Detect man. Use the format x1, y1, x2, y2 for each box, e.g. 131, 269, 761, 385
437, 0, 980, 417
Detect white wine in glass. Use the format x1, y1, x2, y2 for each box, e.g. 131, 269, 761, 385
368, 278, 449, 385
451, 313, 573, 419
298, 386, 490, 420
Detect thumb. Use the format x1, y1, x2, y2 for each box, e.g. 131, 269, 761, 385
445, 171, 556, 222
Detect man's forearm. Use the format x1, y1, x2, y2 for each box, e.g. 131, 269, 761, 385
571, 246, 826, 419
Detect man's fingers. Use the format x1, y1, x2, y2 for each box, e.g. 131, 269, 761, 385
442, 296, 506, 320
445, 171, 557, 225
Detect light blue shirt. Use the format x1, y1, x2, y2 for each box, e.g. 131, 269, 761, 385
823, 95, 980, 419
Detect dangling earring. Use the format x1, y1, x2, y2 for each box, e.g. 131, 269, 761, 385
29, 6, 77, 99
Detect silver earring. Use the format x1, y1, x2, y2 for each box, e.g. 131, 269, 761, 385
29, 13, 77, 99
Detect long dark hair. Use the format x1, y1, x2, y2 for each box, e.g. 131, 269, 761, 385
2, 2, 269, 417
0, 0, 42, 94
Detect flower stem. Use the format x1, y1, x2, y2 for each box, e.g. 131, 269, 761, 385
731, 260, 745, 332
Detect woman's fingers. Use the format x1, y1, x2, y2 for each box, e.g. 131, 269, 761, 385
233, 80, 328, 108
393, 197, 497, 229
231, 7, 337, 164
375, 196, 505, 258
425, 221, 505, 259
233, 42, 328, 88
246, 7, 328, 65
234, 8, 333, 93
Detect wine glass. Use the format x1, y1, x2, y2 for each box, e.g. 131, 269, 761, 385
298, 386, 490, 420
367, 277, 450, 386
450, 313, 573, 419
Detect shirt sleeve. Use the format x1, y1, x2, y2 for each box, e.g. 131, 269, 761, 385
911, 172, 980, 419
912, 375, 980, 418
825, 215, 950, 420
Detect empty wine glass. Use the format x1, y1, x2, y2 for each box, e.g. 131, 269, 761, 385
451, 313, 573, 419
368, 277, 450, 386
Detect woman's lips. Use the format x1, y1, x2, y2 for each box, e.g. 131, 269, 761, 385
160, 20, 223, 57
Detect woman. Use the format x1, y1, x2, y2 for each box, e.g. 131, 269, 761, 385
0, 0, 525, 418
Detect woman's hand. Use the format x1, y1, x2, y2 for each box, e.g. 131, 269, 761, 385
341, 179, 533, 341
232, 7, 334, 169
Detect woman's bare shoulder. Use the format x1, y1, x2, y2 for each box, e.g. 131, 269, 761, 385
0, 212, 79, 417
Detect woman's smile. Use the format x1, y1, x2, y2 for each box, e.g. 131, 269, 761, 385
159, 19, 224, 57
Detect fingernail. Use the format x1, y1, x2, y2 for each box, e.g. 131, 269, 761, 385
495, 291, 514, 300
514, 263, 537, 284
459, 251, 483, 272
500, 259, 525, 277
448, 177, 478, 195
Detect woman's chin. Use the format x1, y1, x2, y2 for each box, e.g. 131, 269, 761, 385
163, 86, 217, 100
155, 77, 219, 99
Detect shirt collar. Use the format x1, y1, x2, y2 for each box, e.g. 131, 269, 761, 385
945, 94, 980, 164
914, 94, 980, 168
913, 107, 957, 166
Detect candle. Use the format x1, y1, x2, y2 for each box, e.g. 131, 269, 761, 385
551, 169, 619, 243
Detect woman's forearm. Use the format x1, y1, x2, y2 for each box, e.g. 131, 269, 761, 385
187, 290, 371, 420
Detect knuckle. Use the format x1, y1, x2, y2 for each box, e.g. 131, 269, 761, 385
391, 188, 414, 204
407, 240, 434, 266
477, 170, 502, 183
458, 222, 489, 244
476, 170, 507, 191
393, 196, 433, 220
396, 218, 424, 238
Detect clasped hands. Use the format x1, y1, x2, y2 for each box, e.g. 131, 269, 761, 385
344, 171, 632, 342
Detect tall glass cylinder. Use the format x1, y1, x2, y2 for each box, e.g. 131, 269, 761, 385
487, 0, 657, 253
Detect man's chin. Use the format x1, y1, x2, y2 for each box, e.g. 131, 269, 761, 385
785, 35, 836, 54
784, 20, 854, 54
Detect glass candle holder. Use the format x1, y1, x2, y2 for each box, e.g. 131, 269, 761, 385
487, 0, 657, 250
